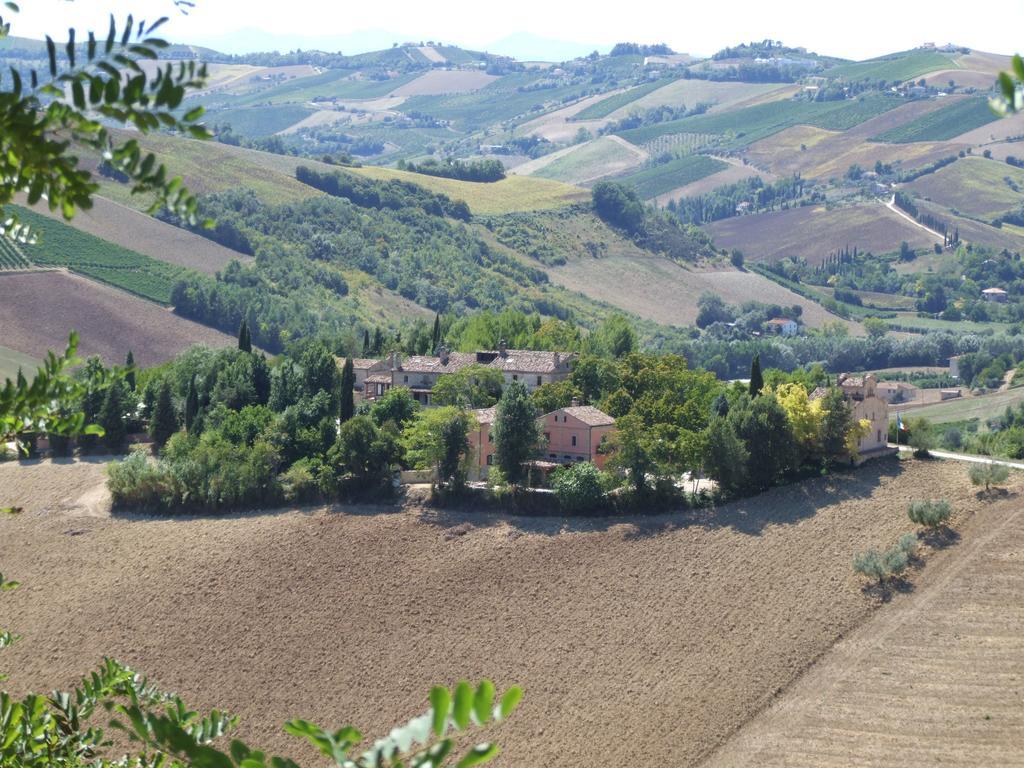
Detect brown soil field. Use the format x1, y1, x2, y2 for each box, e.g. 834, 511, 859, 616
0, 271, 235, 366
924, 68, 998, 90
389, 70, 499, 96
513, 91, 626, 143
952, 109, 1024, 145
907, 156, 1024, 220
703, 486, 1024, 767
955, 51, 1013, 76
546, 254, 857, 331
747, 99, 964, 180
0, 458, 996, 766
608, 80, 791, 120
704, 203, 938, 264
653, 163, 766, 206
15, 194, 251, 275
915, 198, 1024, 252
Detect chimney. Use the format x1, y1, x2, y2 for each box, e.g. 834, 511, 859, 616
388, 352, 396, 371
498, 338, 507, 357
553, 352, 560, 367
440, 347, 450, 365
571, 396, 580, 407
393, 353, 402, 371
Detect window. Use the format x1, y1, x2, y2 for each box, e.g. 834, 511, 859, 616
513, 374, 519, 381
549, 453, 557, 459
488, 432, 493, 443
403, 375, 408, 383
544, 432, 550, 442
571, 435, 577, 447
536, 376, 542, 386
486, 454, 493, 466
877, 430, 881, 442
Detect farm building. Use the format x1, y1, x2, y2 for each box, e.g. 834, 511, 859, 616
982, 287, 1008, 303
875, 380, 917, 404
764, 317, 800, 336
467, 402, 616, 480
360, 344, 575, 405
346, 358, 389, 393
812, 374, 892, 462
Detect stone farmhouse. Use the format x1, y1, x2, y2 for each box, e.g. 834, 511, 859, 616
812, 373, 892, 462
355, 342, 575, 406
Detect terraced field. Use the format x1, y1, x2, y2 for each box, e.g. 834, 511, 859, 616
873, 97, 1001, 143
616, 155, 729, 199
907, 156, 1024, 220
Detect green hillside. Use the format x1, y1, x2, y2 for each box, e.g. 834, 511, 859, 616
617, 155, 729, 199
872, 97, 1000, 142
827, 50, 957, 82
572, 78, 678, 120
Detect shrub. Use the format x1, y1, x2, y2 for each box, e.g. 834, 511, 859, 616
106, 450, 175, 509
853, 541, 909, 586
968, 461, 1010, 492
909, 423, 936, 457
896, 532, 919, 559
907, 499, 952, 529
553, 462, 608, 513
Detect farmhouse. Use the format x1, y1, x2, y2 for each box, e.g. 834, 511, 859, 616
467, 402, 616, 479
982, 287, 1008, 303
812, 373, 891, 461
347, 358, 389, 393
361, 343, 575, 405
875, 380, 917, 404
764, 317, 800, 336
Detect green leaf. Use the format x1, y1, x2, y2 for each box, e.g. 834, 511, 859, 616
452, 681, 473, 730
472, 681, 495, 725
455, 743, 499, 768
999, 71, 1016, 103
1013, 54, 1024, 84
429, 686, 450, 736
496, 687, 522, 721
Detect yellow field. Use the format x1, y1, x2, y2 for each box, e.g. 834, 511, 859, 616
347, 165, 589, 214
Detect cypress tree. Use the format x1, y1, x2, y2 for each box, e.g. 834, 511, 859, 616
125, 350, 136, 391
238, 318, 252, 353
99, 382, 128, 453
252, 353, 271, 405
339, 356, 356, 423
372, 327, 384, 355
150, 380, 177, 449
493, 381, 541, 487
184, 375, 199, 434
431, 313, 441, 353
362, 329, 371, 355
749, 354, 764, 397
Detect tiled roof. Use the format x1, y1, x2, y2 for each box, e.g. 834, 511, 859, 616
809, 386, 829, 401
365, 373, 391, 383
482, 350, 573, 374
473, 407, 497, 425
351, 358, 384, 370
765, 317, 795, 325
399, 352, 477, 374
560, 405, 615, 427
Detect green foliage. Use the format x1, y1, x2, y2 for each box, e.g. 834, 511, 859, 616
909, 420, 937, 458
371, 386, 420, 428
552, 461, 610, 513
0, 7, 210, 237
493, 381, 540, 486
968, 461, 1011, 492
0, 332, 104, 451
237, 318, 252, 352
617, 154, 728, 200
748, 354, 763, 396
431, 364, 505, 408
703, 416, 749, 495
150, 379, 178, 449
328, 415, 403, 489
402, 406, 472, 486
339, 357, 356, 423
531, 379, 582, 414
863, 317, 889, 339
853, 542, 909, 587
592, 181, 645, 233
907, 499, 952, 529
398, 157, 506, 183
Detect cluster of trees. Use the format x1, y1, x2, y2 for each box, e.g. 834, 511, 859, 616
666, 175, 811, 225
695, 292, 803, 336
397, 157, 506, 182
609, 42, 673, 56
597, 103, 711, 135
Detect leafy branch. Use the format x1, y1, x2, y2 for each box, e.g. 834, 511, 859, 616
992, 54, 1024, 115
0, 3, 211, 236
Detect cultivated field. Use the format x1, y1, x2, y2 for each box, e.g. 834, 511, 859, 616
0, 459, 990, 766
0, 271, 235, 366
389, 70, 500, 96
347, 165, 589, 214
616, 155, 729, 199
653, 163, 766, 206
704, 203, 939, 264
898, 387, 1024, 424
952, 109, 1024, 146
907, 156, 1024, 220
545, 255, 857, 331
528, 136, 646, 185
608, 79, 790, 119
16, 194, 250, 275
513, 90, 626, 143
826, 50, 957, 82
704, 484, 1024, 767
872, 97, 1001, 143
0, 343, 38, 383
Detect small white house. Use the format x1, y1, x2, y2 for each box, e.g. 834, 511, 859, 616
764, 317, 799, 337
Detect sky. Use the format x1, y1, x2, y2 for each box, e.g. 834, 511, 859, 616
8, 0, 1023, 61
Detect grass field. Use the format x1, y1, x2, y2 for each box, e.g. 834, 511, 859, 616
900, 388, 1024, 424
872, 97, 1000, 143
346, 165, 589, 214
707, 482, 1024, 767
617, 94, 903, 148
223, 70, 421, 107
205, 104, 315, 137
1, 459, 984, 766
883, 313, 1015, 335
0, 271, 234, 366
612, 80, 790, 118
827, 50, 958, 82
530, 136, 645, 185
0, 344, 38, 383
616, 155, 729, 199
704, 203, 938, 264
14, 206, 187, 304
571, 78, 678, 119
906, 156, 1024, 219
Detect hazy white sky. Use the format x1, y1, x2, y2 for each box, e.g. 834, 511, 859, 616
9, 0, 1023, 59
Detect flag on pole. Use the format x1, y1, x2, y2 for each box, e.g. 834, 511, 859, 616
897, 413, 907, 432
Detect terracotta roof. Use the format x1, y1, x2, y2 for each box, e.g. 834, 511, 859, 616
473, 407, 497, 425
351, 358, 384, 370
839, 376, 865, 387
809, 386, 829, 401
765, 317, 796, 325
482, 350, 572, 374
399, 352, 477, 374
560, 405, 615, 427
365, 373, 390, 383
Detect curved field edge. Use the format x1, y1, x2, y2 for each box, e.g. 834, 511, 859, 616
0, 459, 982, 767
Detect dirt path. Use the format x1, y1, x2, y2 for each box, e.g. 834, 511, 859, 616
885, 193, 946, 241
0, 459, 1006, 766
702, 488, 1024, 767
